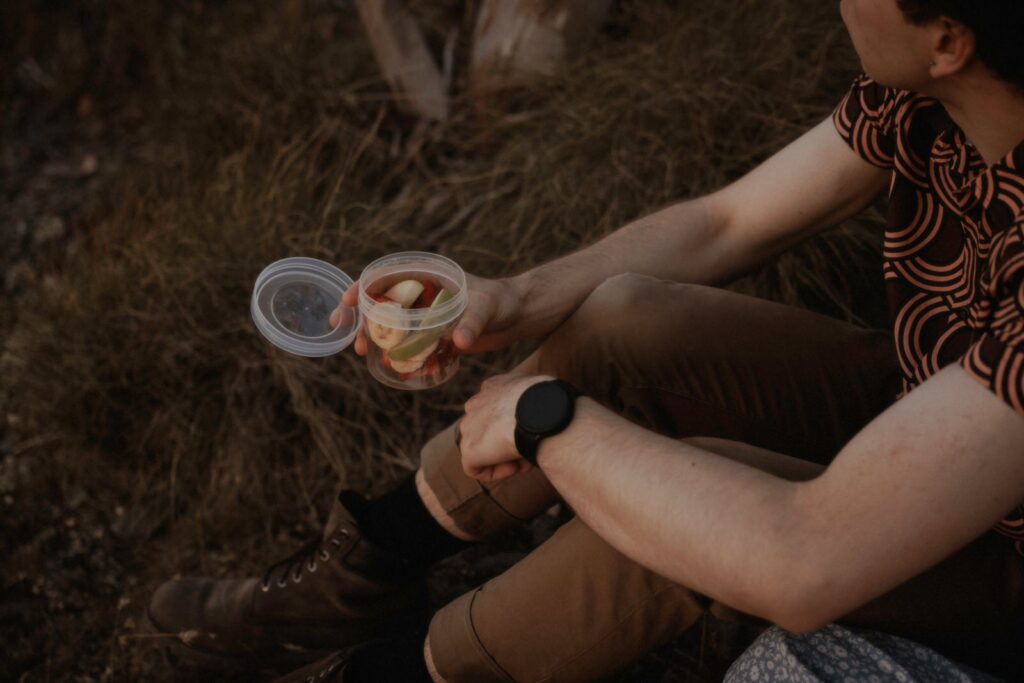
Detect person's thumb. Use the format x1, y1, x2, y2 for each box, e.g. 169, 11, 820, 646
453, 294, 495, 351
341, 280, 360, 307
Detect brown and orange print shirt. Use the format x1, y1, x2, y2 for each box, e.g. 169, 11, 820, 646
834, 75, 1024, 549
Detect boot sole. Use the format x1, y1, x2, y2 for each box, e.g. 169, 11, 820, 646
138, 610, 331, 677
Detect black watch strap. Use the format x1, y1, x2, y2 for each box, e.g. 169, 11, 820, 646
514, 425, 542, 465
514, 379, 581, 465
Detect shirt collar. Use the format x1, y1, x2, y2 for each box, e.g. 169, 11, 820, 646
938, 125, 1024, 217
975, 137, 1024, 217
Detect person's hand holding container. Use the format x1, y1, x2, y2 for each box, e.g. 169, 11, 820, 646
252, 251, 467, 391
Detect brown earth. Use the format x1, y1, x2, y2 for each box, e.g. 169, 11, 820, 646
0, 1, 883, 680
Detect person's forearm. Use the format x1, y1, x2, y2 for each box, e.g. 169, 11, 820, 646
538, 398, 814, 628
510, 197, 745, 337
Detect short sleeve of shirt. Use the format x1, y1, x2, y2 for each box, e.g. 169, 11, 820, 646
833, 74, 898, 169
961, 229, 1024, 416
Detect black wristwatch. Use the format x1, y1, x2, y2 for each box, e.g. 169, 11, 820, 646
514, 379, 582, 465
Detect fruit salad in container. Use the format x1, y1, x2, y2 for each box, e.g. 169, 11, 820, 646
358, 252, 468, 390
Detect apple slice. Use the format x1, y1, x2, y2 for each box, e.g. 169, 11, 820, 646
390, 339, 438, 373
384, 279, 424, 308
430, 287, 454, 309
387, 288, 455, 362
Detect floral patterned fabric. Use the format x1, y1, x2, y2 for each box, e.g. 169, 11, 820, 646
725, 625, 1001, 683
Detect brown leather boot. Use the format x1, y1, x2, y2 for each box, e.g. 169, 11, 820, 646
144, 495, 427, 675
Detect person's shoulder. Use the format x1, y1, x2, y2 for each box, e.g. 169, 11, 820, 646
844, 74, 937, 130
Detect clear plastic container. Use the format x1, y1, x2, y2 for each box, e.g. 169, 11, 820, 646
251, 257, 359, 357
358, 252, 468, 390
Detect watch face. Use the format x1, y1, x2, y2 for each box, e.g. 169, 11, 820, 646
516, 381, 574, 433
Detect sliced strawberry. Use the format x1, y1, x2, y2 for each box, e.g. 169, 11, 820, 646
381, 349, 393, 369
413, 279, 439, 308
372, 294, 392, 304
433, 338, 456, 364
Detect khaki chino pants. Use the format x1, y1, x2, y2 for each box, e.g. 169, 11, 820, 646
417, 274, 1024, 682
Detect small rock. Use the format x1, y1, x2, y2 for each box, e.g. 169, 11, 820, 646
80, 154, 98, 175
33, 216, 66, 244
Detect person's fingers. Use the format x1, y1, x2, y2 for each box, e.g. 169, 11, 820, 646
341, 281, 360, 307
489, 461, 521, 481
354, 329, 367, 356
453, 326, 476, 350
453, 291, 497, 352
469, 460, 520, 483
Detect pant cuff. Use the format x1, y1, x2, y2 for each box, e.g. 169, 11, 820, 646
416, 468, 479, 542
426, 589, 517, 683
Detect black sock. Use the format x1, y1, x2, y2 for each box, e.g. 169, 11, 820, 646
345, 629, 432, 683
339, 475, 470, 573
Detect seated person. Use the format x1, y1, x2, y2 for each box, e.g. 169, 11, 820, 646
146, 0, 1024, 680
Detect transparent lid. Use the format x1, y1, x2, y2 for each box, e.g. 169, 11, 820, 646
251, 257, 359, 357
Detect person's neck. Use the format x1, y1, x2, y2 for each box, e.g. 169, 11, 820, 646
936, 75, 1024, 167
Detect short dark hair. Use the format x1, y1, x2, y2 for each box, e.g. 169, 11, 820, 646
897, 0, 1024, 90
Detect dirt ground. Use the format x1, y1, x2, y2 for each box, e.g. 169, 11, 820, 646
1, 1, 883, 681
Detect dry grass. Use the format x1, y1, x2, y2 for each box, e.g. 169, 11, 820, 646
1, 1, 883, 680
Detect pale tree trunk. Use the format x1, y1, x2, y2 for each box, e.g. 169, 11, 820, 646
470, 0, 613, 96
354, 0, 449, 121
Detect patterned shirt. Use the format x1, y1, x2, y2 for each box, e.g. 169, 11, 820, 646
833, 75, 1024, 551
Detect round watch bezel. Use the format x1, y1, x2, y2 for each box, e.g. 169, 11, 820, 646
515, 380, 577, 435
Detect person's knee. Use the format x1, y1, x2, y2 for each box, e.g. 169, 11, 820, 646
530, 274, 721, 385
584, 272, 662, 314
578, 274, 717, 332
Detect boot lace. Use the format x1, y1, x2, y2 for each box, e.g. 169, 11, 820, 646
260, 528, 351, 591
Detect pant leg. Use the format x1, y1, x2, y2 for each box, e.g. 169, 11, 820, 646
419, 273, 899, 541
428, 441, 1024, 682
427, 517, 708, 683
422, 274, 904, 682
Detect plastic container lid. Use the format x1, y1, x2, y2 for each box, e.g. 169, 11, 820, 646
251, 257, 359, 357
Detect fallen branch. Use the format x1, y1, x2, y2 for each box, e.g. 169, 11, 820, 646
354, 0, 449, 121
470, 0, 613, 96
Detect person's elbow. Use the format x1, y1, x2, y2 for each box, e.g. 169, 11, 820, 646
740, 516, 849, 634
765, 561, 850, 635
770, 599, 833, 635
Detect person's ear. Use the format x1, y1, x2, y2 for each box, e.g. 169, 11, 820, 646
928, 17, 976, 78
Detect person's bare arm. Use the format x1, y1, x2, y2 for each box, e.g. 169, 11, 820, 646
535, 366, 1024, 631
507, 118, 889, 345
458, 367, 1024, 631
337, 118, 887, 353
